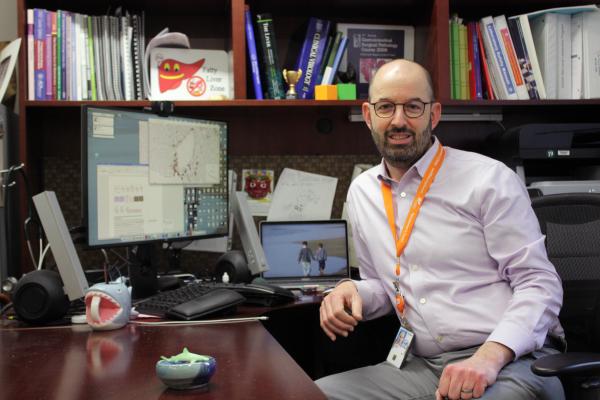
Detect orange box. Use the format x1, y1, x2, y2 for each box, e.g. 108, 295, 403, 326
314, 85, 338, 100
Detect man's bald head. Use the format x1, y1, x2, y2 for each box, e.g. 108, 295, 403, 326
368, 59, 435, 101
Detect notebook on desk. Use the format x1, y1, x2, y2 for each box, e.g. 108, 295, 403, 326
259, 220, 350, 289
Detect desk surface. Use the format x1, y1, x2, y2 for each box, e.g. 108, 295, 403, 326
1, 318, 326, 400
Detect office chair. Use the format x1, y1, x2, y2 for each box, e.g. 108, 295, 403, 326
530, 193, 600, 400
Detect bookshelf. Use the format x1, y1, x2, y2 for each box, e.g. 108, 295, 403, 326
13, 0, 600, 273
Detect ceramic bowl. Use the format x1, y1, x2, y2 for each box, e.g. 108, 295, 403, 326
156, 356, 217, 390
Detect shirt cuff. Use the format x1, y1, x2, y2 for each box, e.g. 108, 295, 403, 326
487, 321, 535, 360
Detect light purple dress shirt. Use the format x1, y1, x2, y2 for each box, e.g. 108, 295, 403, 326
347, 137, 564, 359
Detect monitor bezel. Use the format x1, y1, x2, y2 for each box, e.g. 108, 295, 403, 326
81, 105, 229, 249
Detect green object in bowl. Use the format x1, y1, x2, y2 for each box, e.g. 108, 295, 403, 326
156, 348, 217, 390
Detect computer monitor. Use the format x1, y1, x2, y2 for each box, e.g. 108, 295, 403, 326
82, 106, 228, 248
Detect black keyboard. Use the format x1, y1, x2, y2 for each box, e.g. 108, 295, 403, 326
135, 281, 296, 320
135, 283, 245, 320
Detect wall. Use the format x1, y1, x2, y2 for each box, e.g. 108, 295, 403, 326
0, 0, 17, 41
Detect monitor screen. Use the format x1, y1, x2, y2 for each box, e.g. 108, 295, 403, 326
82, 106, 228, 248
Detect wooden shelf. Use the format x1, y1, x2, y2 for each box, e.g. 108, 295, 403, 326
23, 100, 364, 108
24, 98, 600, 109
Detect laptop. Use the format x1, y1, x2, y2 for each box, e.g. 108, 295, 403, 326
259, 220, 350, 289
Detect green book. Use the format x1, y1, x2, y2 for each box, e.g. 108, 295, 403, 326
87, 15, 97, 101
450, 19, 460, 99
458, 23, 469, 100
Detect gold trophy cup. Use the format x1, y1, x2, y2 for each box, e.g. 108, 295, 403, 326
283, 68, 302, 99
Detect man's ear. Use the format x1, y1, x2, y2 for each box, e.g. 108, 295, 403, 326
362, 102, 373, 130
430, 102, 442, 130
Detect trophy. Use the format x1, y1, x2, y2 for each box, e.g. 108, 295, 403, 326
283, 68, 302, 99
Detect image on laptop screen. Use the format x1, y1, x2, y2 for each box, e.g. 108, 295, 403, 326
259, 220, 349, 282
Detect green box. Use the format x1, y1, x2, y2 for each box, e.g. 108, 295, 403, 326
337, 83, 357, 100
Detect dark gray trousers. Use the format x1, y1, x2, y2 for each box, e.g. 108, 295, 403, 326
315, 345, 564, 400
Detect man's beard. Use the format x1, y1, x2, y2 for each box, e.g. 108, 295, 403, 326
371, 118, 433, 169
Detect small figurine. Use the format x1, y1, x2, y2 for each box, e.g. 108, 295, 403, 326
85, 281, 131, 331
156, 348, 217, 390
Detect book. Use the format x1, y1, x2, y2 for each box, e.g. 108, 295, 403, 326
476, 22, 495, 100
244, 5, 263, 99
56, 10, 62, 100
449, 15, 460, 99
512, 14, 546, 99
120, 15, 134, 101
450, 17, 460, 99
149, 47, 232, 100
530, 13, 561, 99
467, 21, 483, 99
33, 8, 46, 100
59, 10, 66, 100
131, 14, 142, 100
255, 13, 286, 99
480, 16, 518, 99
581, 10, 600, 98
27, 9, 34, 100
507, 16, 540, 99
100, 15, 115, 100
336, 23, 414, 99
316, 34, 334, 85
571, 13, 583, 100
326, 35, 348, 85
45, 10, 54, 100
493, 15, 530, 99
458, 22, 469, 99
321, 32, 343, 85
91, 15, 105, 101
293, 17, 330, 99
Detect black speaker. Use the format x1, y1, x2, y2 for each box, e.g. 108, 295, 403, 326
130, 244, 159, 299
214, 250, 252, 283
13, 270, 70, 324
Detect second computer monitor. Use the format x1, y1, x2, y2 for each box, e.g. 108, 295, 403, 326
82, 106, 228, 248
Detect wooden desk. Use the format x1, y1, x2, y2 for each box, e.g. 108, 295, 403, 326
0, 320, 326, 399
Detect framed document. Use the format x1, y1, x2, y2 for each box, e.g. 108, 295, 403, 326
336, 23, 414, 99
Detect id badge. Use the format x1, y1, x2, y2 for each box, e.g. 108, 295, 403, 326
386, 326, 414, 368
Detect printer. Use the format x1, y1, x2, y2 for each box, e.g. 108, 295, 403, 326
492, 123, 600, 195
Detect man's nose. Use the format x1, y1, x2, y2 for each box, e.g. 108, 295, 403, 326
390, 104, 408, 126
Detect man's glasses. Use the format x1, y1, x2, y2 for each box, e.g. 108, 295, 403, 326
369, 100, 433, 119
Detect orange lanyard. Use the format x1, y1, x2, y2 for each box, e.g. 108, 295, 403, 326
381, 144, 445, 317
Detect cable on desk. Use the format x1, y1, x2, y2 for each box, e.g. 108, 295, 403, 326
130, 316, 269, 326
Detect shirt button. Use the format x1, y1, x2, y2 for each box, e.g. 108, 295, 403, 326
419, 298, 427, 304
411, 264, 419, 271
436, 335, 444, 342
400, 192, 407, 198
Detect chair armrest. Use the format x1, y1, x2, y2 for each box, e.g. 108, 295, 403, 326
531, 353, 600, 377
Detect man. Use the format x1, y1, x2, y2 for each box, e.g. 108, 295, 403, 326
316, 243, 328, 275
298, 241, 315, 277
316, 59, 564, 400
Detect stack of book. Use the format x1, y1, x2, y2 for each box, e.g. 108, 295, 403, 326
450, 4, 600, 100
27, 8, 146, 101
244, 8, 352, 100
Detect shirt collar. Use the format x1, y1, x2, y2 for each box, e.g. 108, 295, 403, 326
377, 136, 441, 185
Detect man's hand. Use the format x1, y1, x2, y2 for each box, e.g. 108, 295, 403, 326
435, 341, 514, 400
319, 281, 363, 341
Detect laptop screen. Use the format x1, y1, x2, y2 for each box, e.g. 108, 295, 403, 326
259, 220, 349, 280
